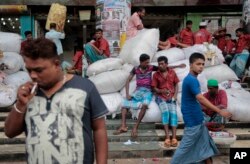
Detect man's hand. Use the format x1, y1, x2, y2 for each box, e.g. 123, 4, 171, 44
16, 82, 37, 112
219, 110, 232, 118
126, 95, 132, 100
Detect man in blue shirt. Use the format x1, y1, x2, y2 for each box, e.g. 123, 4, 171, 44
45, 23, 65, 60
171, 52, 232, 164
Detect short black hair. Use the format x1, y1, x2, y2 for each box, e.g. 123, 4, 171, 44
189, 52, 205, 64
136, 7, 145, 13
139, 54, 150, 62
157, 56, 168, 64
22, 38, 58, 60
186, 20, 192, 25
24, 31, 32, 37
96, 28, 103, 33
225, 34, 232, 38
50, 23, 57, 29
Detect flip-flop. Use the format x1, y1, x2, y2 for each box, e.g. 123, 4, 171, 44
113, 128, 128, 135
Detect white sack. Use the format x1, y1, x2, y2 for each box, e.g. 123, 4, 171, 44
120, 78, 136, 98
203, 64, 238, 83
226, 88, 250, 122
198, 73, 208, 92
119, 29, 159, 66
0, 71, 6, 83
4, 71, 31, 88
135, 100, 161, 123
0, 83, 16, 107
209, 131, 237, 145
169, 60, 189, 81
122, 63, 134, 73
152, 48, 186, 63
183, 44, 224, 67
176, 104, 183, 122
0, 32, 21, 53
87, 58, 124, 76
0, 52, 24, 74
101, 92, 123, 115
89, 70, 129, 94
219, 81, 242, 90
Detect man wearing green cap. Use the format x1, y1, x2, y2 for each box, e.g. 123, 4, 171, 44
202, 79, 228, 130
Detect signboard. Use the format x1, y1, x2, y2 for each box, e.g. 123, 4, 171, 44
0, 5, 27, 13
132, 0, 243, 6
0, 0, 243, 6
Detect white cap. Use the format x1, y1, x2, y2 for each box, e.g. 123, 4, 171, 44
199, 22, 207, 26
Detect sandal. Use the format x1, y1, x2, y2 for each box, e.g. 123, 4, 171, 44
164, 139, 171, 148
171, 138, 178, 147
113, 127, 128, 135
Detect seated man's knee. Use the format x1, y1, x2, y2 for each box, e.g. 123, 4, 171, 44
141, 104, 148, 110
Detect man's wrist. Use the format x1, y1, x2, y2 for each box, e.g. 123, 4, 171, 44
13, 103, 26, 114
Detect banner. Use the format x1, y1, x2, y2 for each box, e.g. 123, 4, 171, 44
96, 0, 131, 56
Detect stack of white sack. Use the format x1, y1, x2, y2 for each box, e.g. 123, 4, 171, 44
88, 58, 128, 115
0, 32, 21, 53
119, 28, 159, 66
203, 64, 238, 83
183, 43, 225, 67
152, 48, 186, 64
0, 32, 30, 107
87, 58, 124, 76
223, 85, 250, 122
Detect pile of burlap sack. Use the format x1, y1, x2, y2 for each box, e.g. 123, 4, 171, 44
88, 29, 250, 122
0, 32, 31, 108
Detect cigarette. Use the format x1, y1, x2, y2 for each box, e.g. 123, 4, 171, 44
31, 83, 37, 94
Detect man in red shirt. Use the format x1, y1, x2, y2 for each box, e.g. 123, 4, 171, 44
202, 79, 228, 130
152, 56, 179, 148
21, 31, 33, 54
84, 28, 110, 63
179, 20, 193, 46
66, 46, 83, 75
213, 27, 227, 54
194, 22, 212, 44
224, 34, 236, 65
158, 32, 188, 50
230, 28, 250, 78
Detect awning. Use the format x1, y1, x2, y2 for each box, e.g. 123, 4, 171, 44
0, 5, 28, 14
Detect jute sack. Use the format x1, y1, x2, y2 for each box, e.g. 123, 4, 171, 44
46, 3, 67, 32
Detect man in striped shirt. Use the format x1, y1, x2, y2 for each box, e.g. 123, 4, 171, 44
113, 54, 157, 138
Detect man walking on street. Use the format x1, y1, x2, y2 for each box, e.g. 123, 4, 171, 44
5, 38, 108, 164
171, 53, 232, 164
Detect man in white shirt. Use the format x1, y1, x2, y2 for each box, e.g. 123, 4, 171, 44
45, 23, 65, 60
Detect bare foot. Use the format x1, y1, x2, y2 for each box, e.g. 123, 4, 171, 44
131, 127, 138, 138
